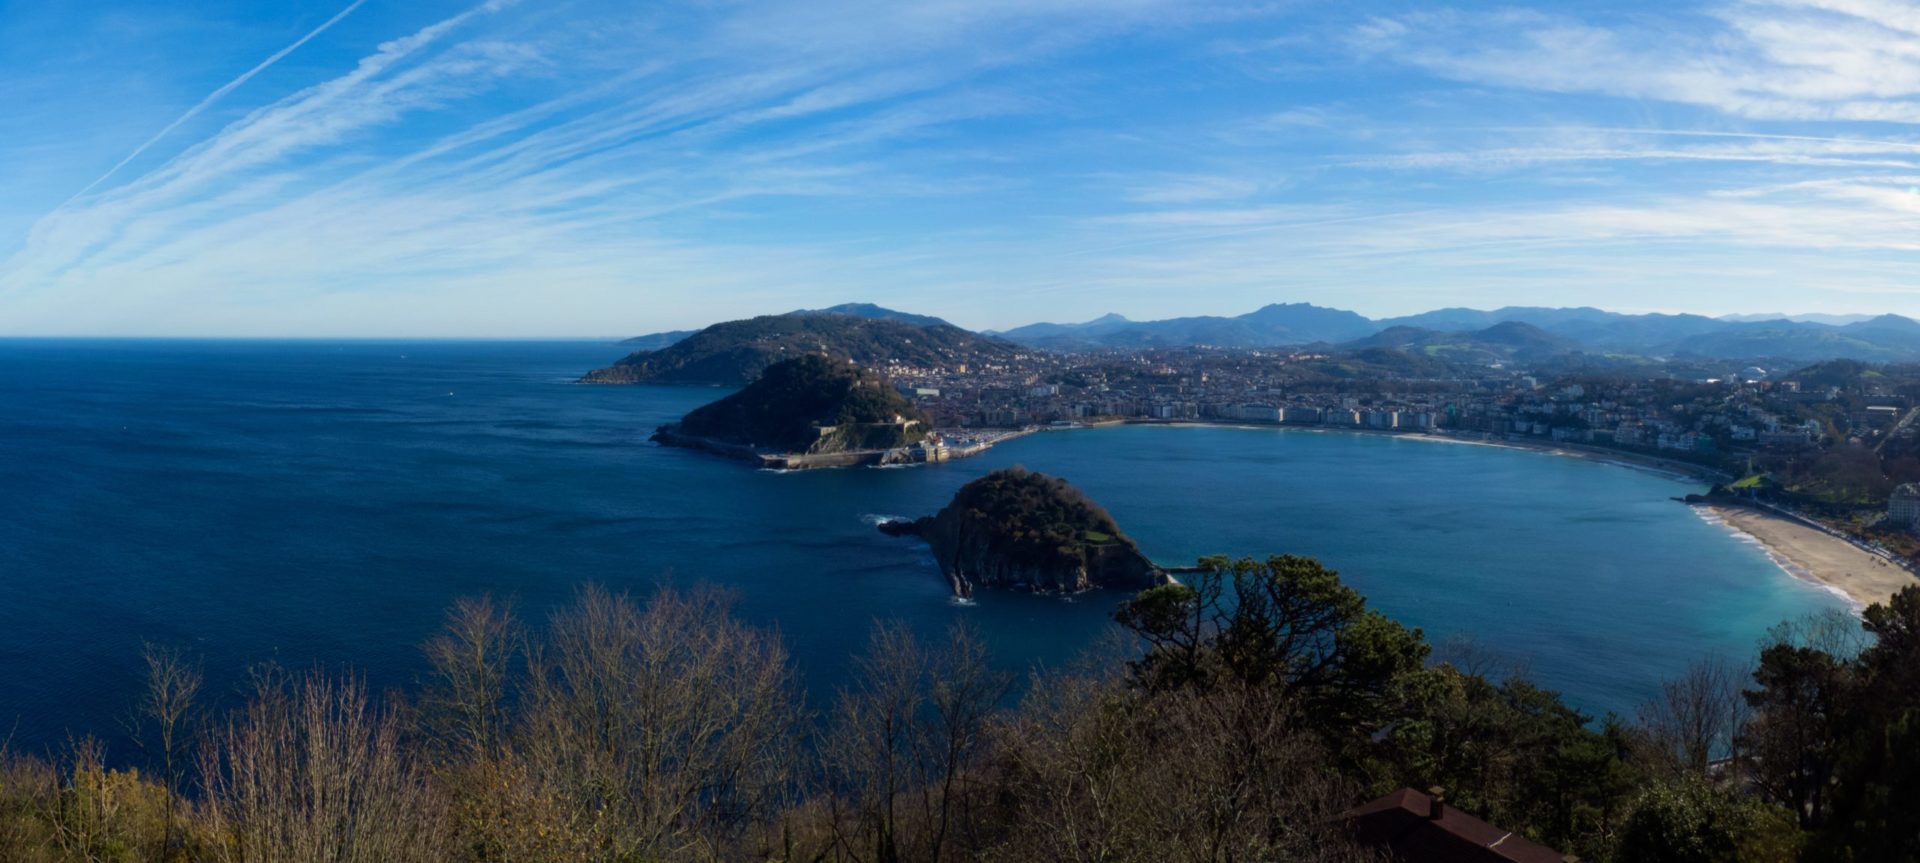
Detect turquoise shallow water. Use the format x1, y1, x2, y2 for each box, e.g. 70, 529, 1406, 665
0, 340, 1845, 752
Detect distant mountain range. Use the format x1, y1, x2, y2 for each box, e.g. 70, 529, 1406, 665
993, 303, 1377, 350
613, 303, 1920, 367
1717, 313, 1877, 326
1344, 321, 1584, 365
992, 305, 1920, 363
786, 303, 952, 328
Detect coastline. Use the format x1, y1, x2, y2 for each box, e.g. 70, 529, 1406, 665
653, 425, 1035, 470
669, 414, 1909, 609
1058, 420, 1914, 608
1104, 419, 1727, 482
1695, 504, 1917, 610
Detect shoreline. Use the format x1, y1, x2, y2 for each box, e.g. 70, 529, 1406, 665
673, 415, 1909, 609
1037, 420, 1912, 609
1694, 504, 1917, 611
1096, 419, 1728, 482
653, 425, 1035, 471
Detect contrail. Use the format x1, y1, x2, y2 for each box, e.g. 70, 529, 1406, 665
68, 0, 370, 201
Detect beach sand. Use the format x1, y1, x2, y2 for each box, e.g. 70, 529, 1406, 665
1704, 506, 1918, 609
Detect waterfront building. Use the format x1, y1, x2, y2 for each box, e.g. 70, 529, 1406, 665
1891, 484, 1920, 531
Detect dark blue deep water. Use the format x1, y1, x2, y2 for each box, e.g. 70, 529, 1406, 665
0, 340, 1846, 753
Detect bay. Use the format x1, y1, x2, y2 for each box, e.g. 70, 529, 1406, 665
0, 339, 1846, 753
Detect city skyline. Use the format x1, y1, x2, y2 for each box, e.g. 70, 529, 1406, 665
4, 0, 1919, 336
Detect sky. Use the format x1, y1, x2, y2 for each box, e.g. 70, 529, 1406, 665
2, 0, 1918, 336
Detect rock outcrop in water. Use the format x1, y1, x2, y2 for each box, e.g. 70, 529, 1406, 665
881, 468, 1169, 597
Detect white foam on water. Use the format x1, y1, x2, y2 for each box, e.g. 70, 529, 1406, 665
861, 513, 906, 527
1692, 507, 1864, 613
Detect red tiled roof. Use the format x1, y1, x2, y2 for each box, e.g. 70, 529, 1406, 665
1343, 788, 1567, 863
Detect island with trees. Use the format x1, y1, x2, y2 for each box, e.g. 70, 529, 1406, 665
653, 354, 944, 469
880, 467, 1170, 596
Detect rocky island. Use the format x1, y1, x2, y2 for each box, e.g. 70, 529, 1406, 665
653, 354, 945, 469
881, 467, 1170, 597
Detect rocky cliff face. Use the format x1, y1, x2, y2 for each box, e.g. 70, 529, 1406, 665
881, 478, 1168, 598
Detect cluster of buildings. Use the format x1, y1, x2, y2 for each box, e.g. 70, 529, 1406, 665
1890, 484, 1920, 531
870, 347, 1919, 475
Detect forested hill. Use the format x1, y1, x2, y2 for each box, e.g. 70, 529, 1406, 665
583, 313, 1019, 384
883, 467, 1166, 595
666, 355, 928, 453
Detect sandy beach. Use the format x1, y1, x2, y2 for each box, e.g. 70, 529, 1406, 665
1702, 505, 1918, 610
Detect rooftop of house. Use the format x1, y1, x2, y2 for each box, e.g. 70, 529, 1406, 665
1344, 787, 1570, 863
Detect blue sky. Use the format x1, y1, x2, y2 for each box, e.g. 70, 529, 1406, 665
2, 0, 1918, 336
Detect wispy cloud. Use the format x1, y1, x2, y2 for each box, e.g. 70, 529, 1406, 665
1, 0, 1232, 333
1355, 2, 1920, 123
4, 0, 1919, 334
68, 0, 372, 202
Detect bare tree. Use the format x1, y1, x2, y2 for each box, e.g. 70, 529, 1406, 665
508, 584, 802, 861
985, 669, 1374, 863
0, 745, 59, 860
196, 669, 454, 862
824, 623, 925, 863
1431, 634, 1531, 684
920, 625, 1012, 860
821, 622, 1013, 863
1763, 609, 1869, 660
1637, 654, 1751, 778
34, 736, 171, 863
422, 595, 520, 762
129, 642, 201, 856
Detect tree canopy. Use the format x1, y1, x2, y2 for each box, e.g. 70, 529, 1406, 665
944, 467, 1128, 569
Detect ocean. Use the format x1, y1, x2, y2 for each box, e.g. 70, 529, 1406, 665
0, 339, 1847, 753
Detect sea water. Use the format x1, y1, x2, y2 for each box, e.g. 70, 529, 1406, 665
0, 339, 1847, 752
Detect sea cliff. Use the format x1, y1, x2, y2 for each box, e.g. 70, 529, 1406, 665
882, 468, 1168, 597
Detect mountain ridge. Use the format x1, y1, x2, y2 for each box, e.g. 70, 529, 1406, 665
584, 313, 1019, 385
610, 302, 1920, 365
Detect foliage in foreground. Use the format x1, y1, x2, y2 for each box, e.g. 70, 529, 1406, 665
3, 563, 1918, 862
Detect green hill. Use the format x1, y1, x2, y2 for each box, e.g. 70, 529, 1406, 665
663, 355, 929, 454
1341, 321, 1582, 365
880, 467, 1167, 595
584, 314, 1019, 384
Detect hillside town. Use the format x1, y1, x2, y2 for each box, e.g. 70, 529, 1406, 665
877, 346, 1920, 554
886, 348, 1902, 458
